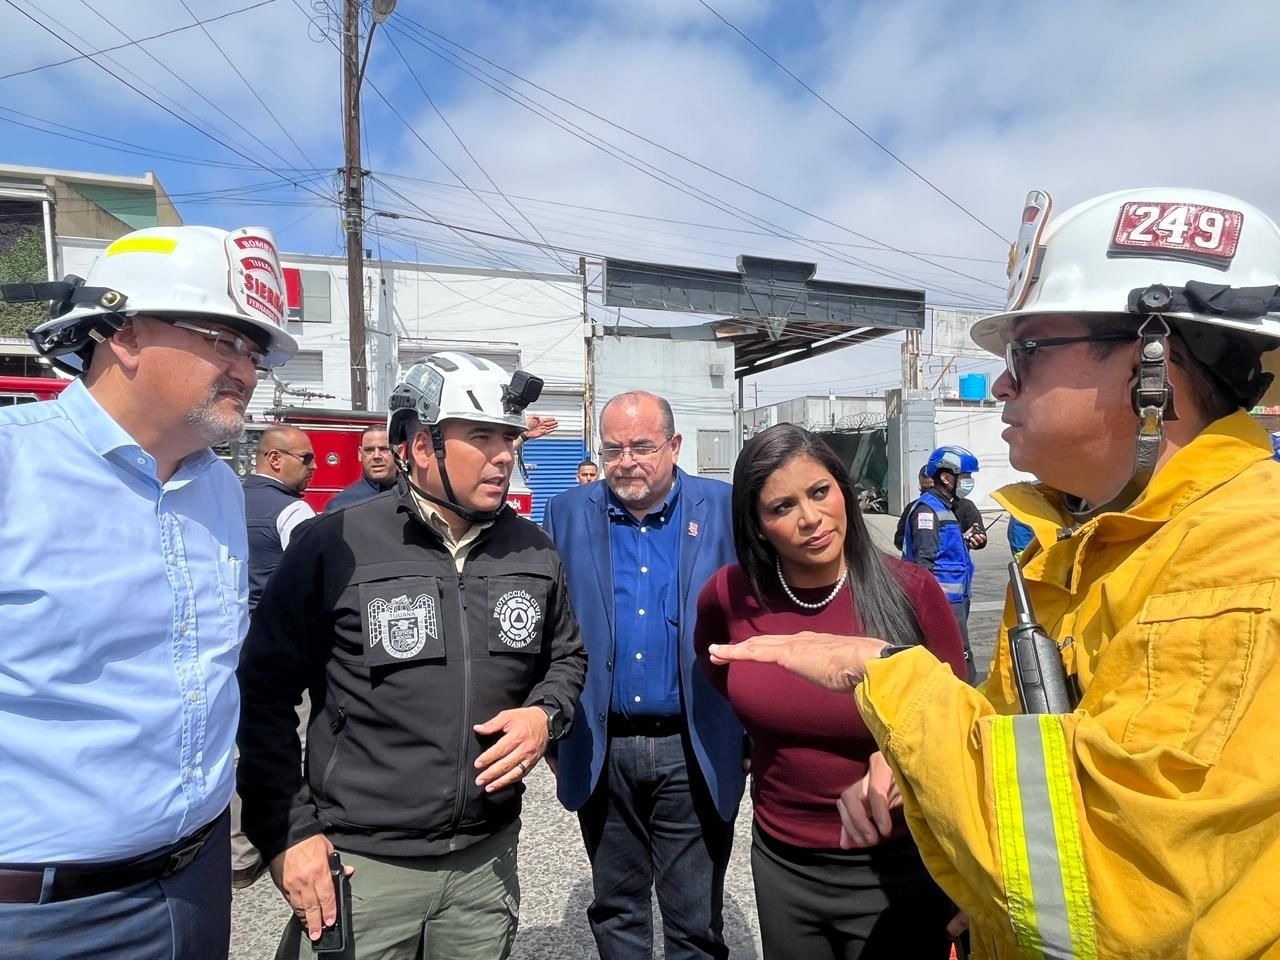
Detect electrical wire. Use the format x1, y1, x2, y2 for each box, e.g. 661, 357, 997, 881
5, 0, 335, 207
373, 171, 1007, 264
176, 0, 318, 172
695, 0, 1008, 244
391, 16, 1005, 295
380, 27, 572, 273
382, 21, 991, 304
0, 0, 280, 81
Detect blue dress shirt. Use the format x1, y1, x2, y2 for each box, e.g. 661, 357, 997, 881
0, 380, 248, 863
608, 474, 682, 718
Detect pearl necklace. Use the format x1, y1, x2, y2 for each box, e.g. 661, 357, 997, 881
775, 556, 847, 610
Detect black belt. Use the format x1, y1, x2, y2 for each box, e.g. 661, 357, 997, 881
0, 810, 225, 904
607, 714, 683, 738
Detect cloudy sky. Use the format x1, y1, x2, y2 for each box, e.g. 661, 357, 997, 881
3, 0, 1277, 401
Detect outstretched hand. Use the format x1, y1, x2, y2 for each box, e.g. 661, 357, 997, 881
707, 632, 888, 693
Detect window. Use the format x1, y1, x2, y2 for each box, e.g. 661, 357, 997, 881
301, 270, 332, 323
697, 430, 732, 476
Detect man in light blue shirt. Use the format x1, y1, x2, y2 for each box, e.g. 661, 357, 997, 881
0, 224, 296, 960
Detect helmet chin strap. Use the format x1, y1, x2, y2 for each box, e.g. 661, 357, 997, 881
395, 423, 506, 525
1063, 315, 1178, 523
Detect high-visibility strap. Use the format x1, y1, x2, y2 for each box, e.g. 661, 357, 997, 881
991, 714, 1099, 960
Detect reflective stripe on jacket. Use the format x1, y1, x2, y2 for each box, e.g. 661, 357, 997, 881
902, 490, 973, 603
855, 410, 1280, 959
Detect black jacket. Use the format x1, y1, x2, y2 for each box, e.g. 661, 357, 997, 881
242, 474, 304, 612
325, 473, 395, 512
237, 487, 588, 861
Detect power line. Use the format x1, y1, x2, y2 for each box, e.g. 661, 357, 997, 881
374, 171, 1006, 264
0, 107, 327, 173
64, 0, 310, 179
376, 28, 573, 273
695, 0, 1009, 245
377, 28, 570, 274
391, 17, 1003, 297
387, 24, 990, 306
176, 0, 317, 172
4, 1, 334, 207
0, 0, 280, 81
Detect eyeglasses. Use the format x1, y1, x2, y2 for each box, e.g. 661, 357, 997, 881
1004, 333, 1138, 390
170, 319, 269, 372
599, 438, 672, 463
272, 449, 316, 466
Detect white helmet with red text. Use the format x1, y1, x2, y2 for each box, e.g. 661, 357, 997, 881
6, 225, 297, 374
971, 188, 1280, 407
971, 188, 1280, 518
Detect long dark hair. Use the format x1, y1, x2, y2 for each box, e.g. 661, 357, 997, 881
732, 423, 925, 646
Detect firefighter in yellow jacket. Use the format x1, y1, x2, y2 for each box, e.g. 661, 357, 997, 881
707, 187, 1280, 959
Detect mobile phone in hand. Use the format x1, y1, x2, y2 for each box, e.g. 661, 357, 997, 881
312, 851, 351, 953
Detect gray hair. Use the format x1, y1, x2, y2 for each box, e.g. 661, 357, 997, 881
600, 391, 675, 438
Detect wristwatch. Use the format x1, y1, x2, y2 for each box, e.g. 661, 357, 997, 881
537, 703, 569, 740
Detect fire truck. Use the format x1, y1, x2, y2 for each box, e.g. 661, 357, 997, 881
0, 374, 69, 406
229, 407, 535, 515
0, 378, 535, 516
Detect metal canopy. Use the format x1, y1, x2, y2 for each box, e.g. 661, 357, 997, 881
601, 255, 925, 378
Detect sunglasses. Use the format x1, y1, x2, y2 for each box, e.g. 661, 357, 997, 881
272, 449, 316, 466
1004, 333, 1138, 390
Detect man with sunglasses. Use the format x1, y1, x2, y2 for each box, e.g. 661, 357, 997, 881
0, 225, 296, 959
707, 188, 1280, 959
229, 426, 317, 889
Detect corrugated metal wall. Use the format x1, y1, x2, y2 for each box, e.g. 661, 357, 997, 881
522, 437, 587, 523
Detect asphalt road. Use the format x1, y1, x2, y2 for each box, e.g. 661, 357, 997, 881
230, 512, 1016, 959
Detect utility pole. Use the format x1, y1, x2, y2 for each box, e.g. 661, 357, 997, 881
342, 0, 367, 410
580, 256, 593, 451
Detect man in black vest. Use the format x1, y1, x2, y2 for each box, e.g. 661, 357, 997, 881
232, 425, 316, 887
242, 426, 316, 611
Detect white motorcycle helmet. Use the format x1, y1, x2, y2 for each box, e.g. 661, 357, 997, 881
970, 188, 1280, 516
5, 225, 298, 374
387, 351, 543, 522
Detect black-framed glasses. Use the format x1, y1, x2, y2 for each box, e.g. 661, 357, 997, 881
272, 449, 316, 466
170, 319, 269, 372
599, 438, 672, 463
1004, 333, 1138, 389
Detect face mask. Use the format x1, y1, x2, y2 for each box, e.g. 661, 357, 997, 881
956, 477, 976, 498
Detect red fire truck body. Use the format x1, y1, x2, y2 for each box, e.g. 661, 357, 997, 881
0, 375, 69, 405
0, 380, 534, 517
235, 407, 535, 516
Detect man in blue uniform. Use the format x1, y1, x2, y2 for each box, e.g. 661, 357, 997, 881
901, 445, 980, 681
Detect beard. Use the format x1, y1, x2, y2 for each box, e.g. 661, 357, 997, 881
607, 473, 653, 506
186, 377, 249, 445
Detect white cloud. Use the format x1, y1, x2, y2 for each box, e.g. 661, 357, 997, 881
5, 0, 1280, 397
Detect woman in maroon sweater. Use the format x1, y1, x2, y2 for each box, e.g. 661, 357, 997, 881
694, 424, 966, 960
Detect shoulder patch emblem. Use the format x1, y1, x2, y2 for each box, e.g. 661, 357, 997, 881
493, 589, 543, 649
916, 512, 936, 531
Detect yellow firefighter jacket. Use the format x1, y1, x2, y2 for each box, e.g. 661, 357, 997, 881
856, 410, 1280, 960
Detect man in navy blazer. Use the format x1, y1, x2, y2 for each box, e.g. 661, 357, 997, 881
543, 391, 744, 960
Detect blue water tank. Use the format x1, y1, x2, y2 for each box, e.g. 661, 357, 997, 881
958, 373, 988, 401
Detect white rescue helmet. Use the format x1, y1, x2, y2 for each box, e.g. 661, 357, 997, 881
387, 351, 542, 445
970, 188, 1280, 406
387, 351, 544, 524
20, 225, 298, 373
